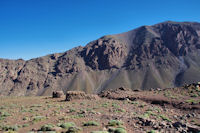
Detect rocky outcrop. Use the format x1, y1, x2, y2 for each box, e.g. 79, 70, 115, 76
52, 91, 65, 98
65, 91, 99, 101
1, 21, 200, 96
99, 87, 136, 100
81, 35, 128, 70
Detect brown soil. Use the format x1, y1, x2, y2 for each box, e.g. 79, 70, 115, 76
0, 86, 199, 133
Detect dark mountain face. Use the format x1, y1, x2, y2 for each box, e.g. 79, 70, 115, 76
81, 36, 128, 70
1, 21, 200, 96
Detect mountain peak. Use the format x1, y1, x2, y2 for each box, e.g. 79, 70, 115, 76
1, 21, 200, 96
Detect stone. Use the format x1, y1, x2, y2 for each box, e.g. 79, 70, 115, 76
172, 122, 186, 128
52, 91, 65, 98
186, 124, 200, 132
65, 91, 99, 101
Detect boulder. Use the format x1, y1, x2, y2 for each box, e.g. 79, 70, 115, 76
65, 91, 99, 101
52, 91, 65, 98
98, 87, 134, 100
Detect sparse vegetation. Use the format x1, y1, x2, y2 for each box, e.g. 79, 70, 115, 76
147, 130, 157, 133
59, 122, 76, 129
91, 131, 109, 133
0, 84, 199, 132
1, 125, 18, 131
67, 126, 82, 133
83, 121, 99, 126
160, 115, 172, 122
108, 127, 127, 133
40, 124, 54, 131
32, 115, 45, 123
108, 120, 123, 126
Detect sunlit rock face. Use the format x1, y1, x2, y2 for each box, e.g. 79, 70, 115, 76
1, 21, 200, 96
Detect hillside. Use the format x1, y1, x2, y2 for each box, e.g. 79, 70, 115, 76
1, 21, 200, 96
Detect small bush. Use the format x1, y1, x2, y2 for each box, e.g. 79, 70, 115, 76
0, 111, 11, 117
0, 111, 11, 120
66, 126, 82, 133
22, 124, 29, 127
3, 131, 18, 133
191, 94, 198, 97
2, 125, 18, 131
59, 122, 76, 129
147, 130, 157, 133
83, 121, 99, 126
40, 124, 54, 131
69, 108, 76, 113
32, 116, 45, 123
112, 103, 120, 108
114, 128, 127, 133
108, 127, 127, 133
160, 115, 172, 122
91, 131, 109, 133
108, 120, 122, 126
22, 117, 29, 121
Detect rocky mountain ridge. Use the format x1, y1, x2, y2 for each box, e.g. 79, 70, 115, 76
1, 21, 200, 96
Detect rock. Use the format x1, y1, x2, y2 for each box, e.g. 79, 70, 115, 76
81, 35, 128, 70
31, 128, 37, 131
186, 124, 200, 133
172, 122, 186, 128
191, 113, 197, 117
137, 117, 155, 126
186, 114, 193, 118
118, 87, 131, 91
65, 91, 99, 101
159, 121, 167, 128
173, 115, 178, 119
98, 87, 134, 100
52, 91, 65, 98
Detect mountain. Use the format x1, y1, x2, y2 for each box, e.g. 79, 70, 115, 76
1, 21, 200, 96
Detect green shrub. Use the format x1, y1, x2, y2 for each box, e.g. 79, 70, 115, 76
147, 130, 157, 133
0, 111, 11, 117
91, 131, 109, 133
69, 108, 76, 113
101, 103, 109, 108
114, 128, 127, 133
0, 111, 11, 120
112, 103, 120, 108
2, 125, 18, 131
22, 124, 29, 127
160, 115, 171, 122
59, 122, 76, 129
114, 109, 126, 113
66, 126, 82, 133
83, 121, 99, 126
108, 127, 127, 133
32, 116, 45, 123
108, 120, 122, 126
40, 124, 54, 131
191, 94, 198, 97
22, 117, 29, 121
3, 131, 18, 133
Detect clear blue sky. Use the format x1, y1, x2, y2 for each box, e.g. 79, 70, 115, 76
0, 0, 199, 60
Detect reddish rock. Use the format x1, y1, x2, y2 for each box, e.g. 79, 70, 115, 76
52, 91, 64, 98
65, 91, 99, 101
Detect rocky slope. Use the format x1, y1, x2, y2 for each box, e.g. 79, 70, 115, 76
1, 21, 200, 96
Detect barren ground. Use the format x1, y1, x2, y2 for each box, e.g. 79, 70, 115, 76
0, 86, 200, 133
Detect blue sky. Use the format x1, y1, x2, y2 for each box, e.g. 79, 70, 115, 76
0, 0, 200, 60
